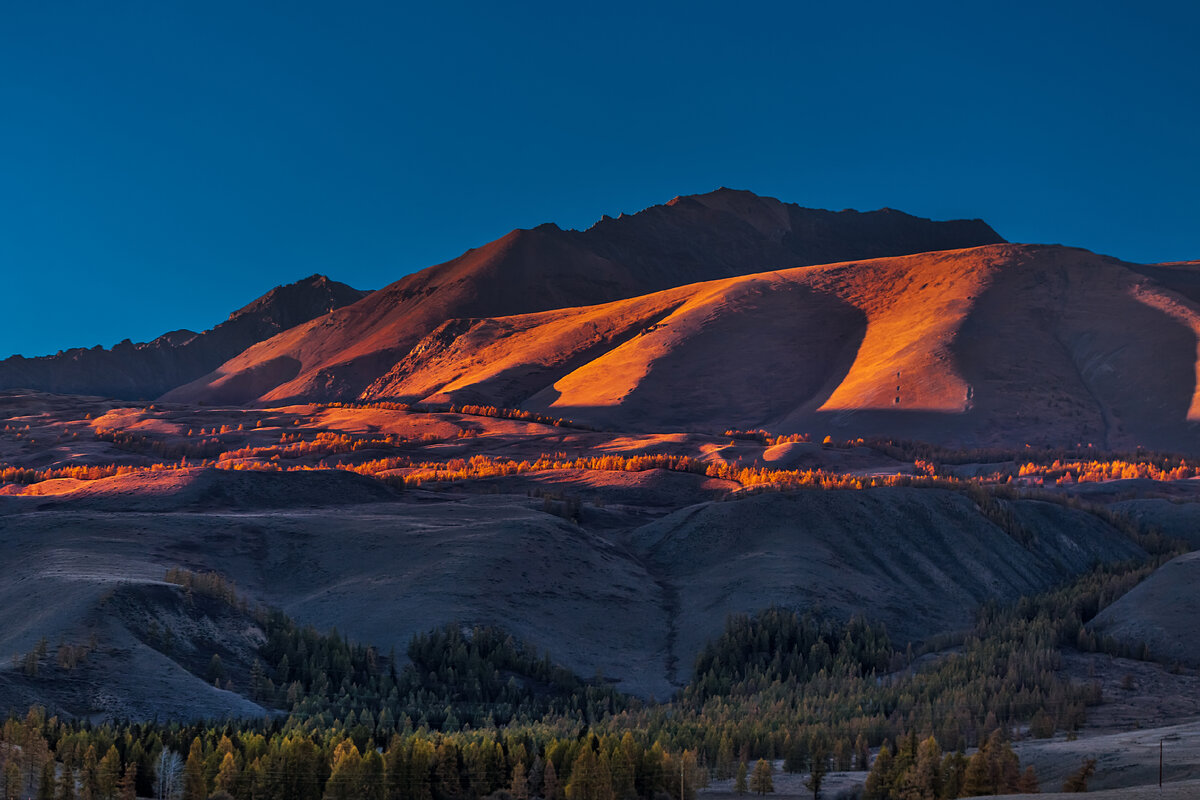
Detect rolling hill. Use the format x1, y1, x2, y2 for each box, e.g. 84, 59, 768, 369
0, 467, 1145, 706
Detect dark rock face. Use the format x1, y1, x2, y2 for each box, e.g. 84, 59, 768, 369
167, 188, 1005, 404
0, 275, 368, 399
571, 188, 1004, 292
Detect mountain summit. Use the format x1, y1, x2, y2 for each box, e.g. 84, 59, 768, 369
164, 190, 1004, 405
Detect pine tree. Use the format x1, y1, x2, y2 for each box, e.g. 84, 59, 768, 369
749, 760, 773, 796
716, 737, 735, 780
80, 746, 99, 800
359, 751, 385, 800
325, 739, 363, 800
940, 751, 968, 799
544, 759, 559, 800
804, 747, 827, 800
610, 747, 636, 800
962, 748, 991, 797
433, 741, 461, 800
1016, 765, 1040, 793
511, 761, 529, 800
215, 753, 238, 797
38, 761, 55, 800
207, 654, 225, 685
183, 738, 206, 800
734, 762, 748, 796
853, 735, 870, 771
4, 762, 21, 800
565, 746, 613, 800
57, 764, 74, 800
862, 743, 892, 800
908, 736, 941, 800
117, 765, 136, 800
97, 747, 121, 800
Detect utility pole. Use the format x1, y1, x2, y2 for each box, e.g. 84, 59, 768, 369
681, 758, 685, 800
1160, 738, 1164, 789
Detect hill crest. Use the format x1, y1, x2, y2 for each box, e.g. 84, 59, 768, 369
0, 274, 368, 399
164, 189, 1005, 405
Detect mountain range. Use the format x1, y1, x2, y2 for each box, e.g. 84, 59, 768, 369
6, 188, 1200, 452
0, 274, 367, 399
5, 189, 1200, 798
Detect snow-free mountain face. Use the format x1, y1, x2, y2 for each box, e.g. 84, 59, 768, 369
0, 274, 368, 399
162, 189, 1004, 405
12, 189, 1200, 453
358, 243, 1200, 451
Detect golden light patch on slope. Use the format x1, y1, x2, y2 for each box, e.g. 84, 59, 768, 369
541, 273, 849, 417
308, 406, 467, 439
0, 478, 86, 496
364, 289, 694, 407
426, 294, 689, 404
813, 248, 1004, 412
542, 249, 1004, 419
543, 280, 752, 410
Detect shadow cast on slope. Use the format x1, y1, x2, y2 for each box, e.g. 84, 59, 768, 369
537, 283, 867, 432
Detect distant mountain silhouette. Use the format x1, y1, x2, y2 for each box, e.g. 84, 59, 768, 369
164, 188, 1004, 404
0, 275, 368, 399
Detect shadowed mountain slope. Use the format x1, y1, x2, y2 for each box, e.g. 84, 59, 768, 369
361, 244, 1200, 451
163, 189, 1003, 404
0, 275, 368, 399
632, 489, 1145, 683
1088, 551, 1200, 667
0, 477, 1144, 704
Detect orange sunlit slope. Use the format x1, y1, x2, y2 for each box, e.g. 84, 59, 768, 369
163, 189, 1002, 406
362, 244, 1200, 450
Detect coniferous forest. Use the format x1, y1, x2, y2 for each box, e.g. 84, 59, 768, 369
0, 537, 1178, 800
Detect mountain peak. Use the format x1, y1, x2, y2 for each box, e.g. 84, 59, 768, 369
230, 274, 366, 322
0, 275, 369, 400
165, 190, 1009, 406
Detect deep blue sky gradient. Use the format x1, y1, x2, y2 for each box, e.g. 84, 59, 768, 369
2, 2, 1198, 357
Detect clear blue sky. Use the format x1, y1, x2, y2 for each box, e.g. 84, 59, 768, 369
2, 2, 1197, 358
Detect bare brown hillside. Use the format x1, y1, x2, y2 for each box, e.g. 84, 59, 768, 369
163, 189, 1002, 405
361, 244, 1200, 451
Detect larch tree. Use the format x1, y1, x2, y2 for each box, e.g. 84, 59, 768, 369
5, 762, 22, 800
97, 747, 122, 800
37, 761, 54, 800
749, 760, 773, 796
324, 739, 364, 800
80, 746, 99, 800
862, 743, 892, 800
214, 753, 238, 797
1016, 765, 1040, 793
734, 761, 748, 796
511, 761, 529, 800
117, 765, 136, 800
57, 763, 74, 800
182, 738, 206, 800
543, 758, 559, 800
